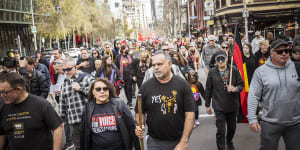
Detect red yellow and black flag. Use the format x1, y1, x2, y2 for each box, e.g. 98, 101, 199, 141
232, 27, 249, 123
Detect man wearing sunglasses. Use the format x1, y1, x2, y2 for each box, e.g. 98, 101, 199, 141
247, 39, 300, 150
0, 72, 63, 150
58, 59, 95, 150
205, 50, 244, 150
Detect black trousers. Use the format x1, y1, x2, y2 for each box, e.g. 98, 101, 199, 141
215, 111, 237, 150
124, 78, 133, 105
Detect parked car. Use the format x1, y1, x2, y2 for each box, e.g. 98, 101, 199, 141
68, 48, 80, 58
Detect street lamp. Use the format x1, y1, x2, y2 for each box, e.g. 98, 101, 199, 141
30, 0, 37, 51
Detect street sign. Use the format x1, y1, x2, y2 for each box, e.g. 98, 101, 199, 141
204, 0, 214, 11
204, 16, 210, 20
31, 26, 37, 33
190, 16, 197, 19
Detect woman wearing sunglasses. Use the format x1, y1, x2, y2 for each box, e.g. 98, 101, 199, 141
80, 78, 140, 150
92, 49, 101, 60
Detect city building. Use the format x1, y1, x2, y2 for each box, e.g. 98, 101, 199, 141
214, 0, 300, 39
0, 0, 34, 56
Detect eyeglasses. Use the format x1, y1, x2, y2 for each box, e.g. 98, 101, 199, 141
216, 57, 225, 62
222, 46, 229, 49
0, 88, 17, 96
105, 47, 110, 49
274, 49, 290, 55
94, 87, 109, 92
63, 66, 74, 72
92, 53, 97, 54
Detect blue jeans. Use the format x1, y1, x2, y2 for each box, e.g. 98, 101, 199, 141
64, 118, 72, 145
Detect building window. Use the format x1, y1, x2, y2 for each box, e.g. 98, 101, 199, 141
231, 0, 242, 4
115, 2, 119, 8
254, 0, 275, 2
216, 0, 220, 9
221, 0, 226, 7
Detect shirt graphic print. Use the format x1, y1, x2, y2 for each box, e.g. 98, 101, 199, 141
91, 113, 117, 133
160, 90, 178, 115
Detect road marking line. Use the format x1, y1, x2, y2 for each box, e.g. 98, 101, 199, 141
198, 114, 215, 118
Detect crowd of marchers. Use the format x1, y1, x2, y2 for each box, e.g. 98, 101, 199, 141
0, 32, 299, 150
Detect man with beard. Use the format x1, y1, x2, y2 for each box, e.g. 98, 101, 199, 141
135, 51, 195, 150
76, 48, 96, 74
247, 39, 300, 150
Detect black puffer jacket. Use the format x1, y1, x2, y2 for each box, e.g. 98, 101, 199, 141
80, 98, 140, 150
20, 68, 49, 98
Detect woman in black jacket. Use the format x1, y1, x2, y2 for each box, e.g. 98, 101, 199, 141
95, 56, 123, 95
80, 78, 140, 150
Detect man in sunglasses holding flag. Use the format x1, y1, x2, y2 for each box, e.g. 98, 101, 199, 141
247, 39, 300, 150
205, 50, 244, 150
58, 59, 95, 150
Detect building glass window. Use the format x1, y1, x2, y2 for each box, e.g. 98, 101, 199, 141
115, 2, 119, 8
254, 0, 275, 2
221, 0, 226, 7
216, 0, 220, 9
231, 0, 242, 4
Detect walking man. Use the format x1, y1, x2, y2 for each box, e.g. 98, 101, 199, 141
0, 72, 63, 150
205, 50, 244, 150
58, 59, 95, 150
247, 39, 300, 150
135, 51, 195, 150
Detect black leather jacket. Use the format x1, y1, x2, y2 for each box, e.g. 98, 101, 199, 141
80, 98, 141, 150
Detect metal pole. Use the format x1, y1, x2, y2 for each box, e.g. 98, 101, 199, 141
187, 1, 191, 38
243, 0, 248, 43
30, 0, 37, 51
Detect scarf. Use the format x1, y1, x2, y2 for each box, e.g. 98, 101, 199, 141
104, 48, 114, 62
120, 55, 132, 77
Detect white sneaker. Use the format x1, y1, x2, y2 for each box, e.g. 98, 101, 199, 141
195, 120, 200, 126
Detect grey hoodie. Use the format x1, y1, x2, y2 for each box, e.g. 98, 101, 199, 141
247, 58, 300, 125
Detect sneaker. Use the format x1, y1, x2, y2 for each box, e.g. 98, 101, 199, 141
195, 120, 200, 126
63, 143, 75, 150
128, 104, 134, 109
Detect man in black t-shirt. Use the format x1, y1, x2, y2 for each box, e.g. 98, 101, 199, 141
76, 48, 96, 74
0, 72, 63, 150
135, 51, 195, 150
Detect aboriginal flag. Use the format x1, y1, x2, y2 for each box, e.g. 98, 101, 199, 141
232, 29, 249, 123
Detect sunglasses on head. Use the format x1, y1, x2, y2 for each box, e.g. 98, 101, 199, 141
63, 66, 74, 72
94, 87, 109, 92
216, 57, 225, 62
274, 49, 290, 55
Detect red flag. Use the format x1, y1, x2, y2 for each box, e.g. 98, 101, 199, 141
138, 32, 144, 41
232, 31, 249, 123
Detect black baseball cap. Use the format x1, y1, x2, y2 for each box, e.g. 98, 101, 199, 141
270, 39, 289, 50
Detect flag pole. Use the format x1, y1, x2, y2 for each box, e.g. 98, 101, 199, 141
229, 22, 239, 86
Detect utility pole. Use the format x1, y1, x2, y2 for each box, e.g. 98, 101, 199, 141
243, 0, 249, 43
187, 1, 191, 38
178, 0, 181, 37
30, 0, 37, 51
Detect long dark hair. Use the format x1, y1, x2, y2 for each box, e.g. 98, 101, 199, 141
92, 50, 101, 60
243, 43, 253, 57
101, 56, 112, 78
88, 78, 118, 102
